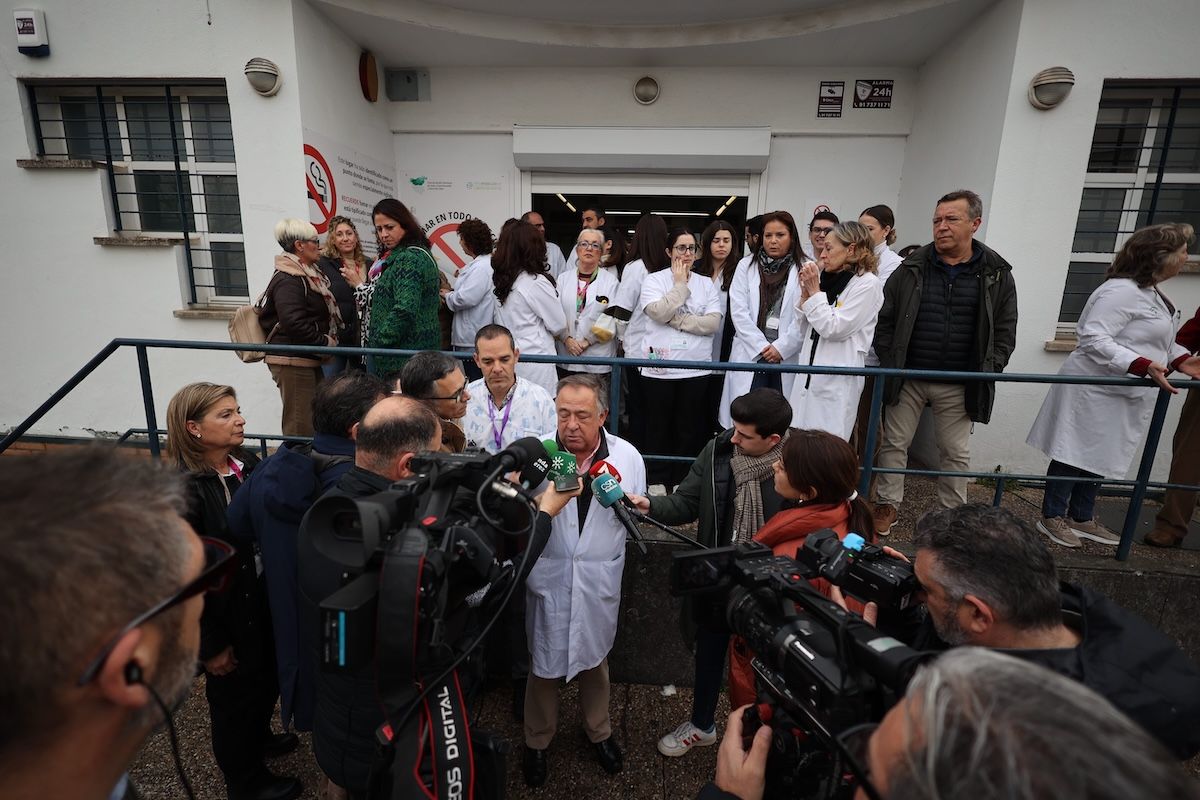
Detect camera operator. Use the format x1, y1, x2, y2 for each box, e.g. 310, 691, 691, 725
0, 448, 209, 800
626, 388, 795, 758
298, 395, 579, 798
855, 505, 1200, 760
704, 648, 1198, 800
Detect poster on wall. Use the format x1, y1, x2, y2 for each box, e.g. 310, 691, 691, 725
302, 128, 398, 258
397, 172, 510, 281
853, 80, 894, 109
817, 81, 845, 118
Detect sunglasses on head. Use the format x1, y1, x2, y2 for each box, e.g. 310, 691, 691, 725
76, 537, 237, 686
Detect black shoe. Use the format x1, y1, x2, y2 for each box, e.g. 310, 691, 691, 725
262, 732, 299, 759
512, 678, 526, 722
228, 771, 303, 800
593, 737, 623, 775
523, 746, 548, 788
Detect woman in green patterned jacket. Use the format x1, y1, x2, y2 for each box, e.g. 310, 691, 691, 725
365, 198, 441, 376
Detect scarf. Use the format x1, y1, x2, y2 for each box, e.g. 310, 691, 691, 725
802, 269, 855, 390
730, 430, 789, 542
273, 253, 344, 335
756, 249, 795, 335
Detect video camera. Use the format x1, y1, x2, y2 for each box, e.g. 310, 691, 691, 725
303, 437, 552, 800
671, 532, 927, 799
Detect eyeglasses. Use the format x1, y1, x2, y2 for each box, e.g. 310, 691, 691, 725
672, 244, 699, 254
836, 722, 884, 800
810, 226, 835, 236
576, 241, 603, 251
428, 384, 469, 402
76, 537, 238, 686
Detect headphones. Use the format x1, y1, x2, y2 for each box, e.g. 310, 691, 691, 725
124, 662, 143, 685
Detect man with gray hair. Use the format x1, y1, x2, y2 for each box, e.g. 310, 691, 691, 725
396, 350, 471, 452
0, 448, 210, 800
709, 648, 1199, 800
871, 189, 1018, 534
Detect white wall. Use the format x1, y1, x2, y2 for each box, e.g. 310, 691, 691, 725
0, 0, 307, 439
972, 0, 1200, 480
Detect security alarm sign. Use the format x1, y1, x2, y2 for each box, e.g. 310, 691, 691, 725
853, 80, 894, 109
817, 81, 845, 118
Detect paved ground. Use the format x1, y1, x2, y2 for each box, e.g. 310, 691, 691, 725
129, 476, 1200, 798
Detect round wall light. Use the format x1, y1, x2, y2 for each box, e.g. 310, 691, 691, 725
634, 76, 659, 105
1028, 66, 1074, 110
244, 58, 282, 97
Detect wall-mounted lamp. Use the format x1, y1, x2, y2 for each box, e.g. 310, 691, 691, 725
1028, 67, 1074, 110
244, 58, 282, 97
634, 76, 659, 105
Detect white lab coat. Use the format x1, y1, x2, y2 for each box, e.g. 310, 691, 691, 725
443, 254, 495, 348
1026, 278, 1188, 478
554, 267, 620, 374
495, 271, 568, 395
718, 256, 805, 427
525, 432, 647, 681
547, 242, 568, 277
786, 271, 884, 439
865, 244, 904, 367
614, 259, 650, 357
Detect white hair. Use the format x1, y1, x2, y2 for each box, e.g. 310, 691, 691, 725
891, 648, 1196, 800
274, 218, 319, 254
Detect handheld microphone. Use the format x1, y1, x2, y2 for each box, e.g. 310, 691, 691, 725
587, 459, 622, 482
550, 451, 579, 491
591, 474, 648, 555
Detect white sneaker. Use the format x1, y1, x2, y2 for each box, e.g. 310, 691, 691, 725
1037, 517, 1082, 548
657, 720, 717, 757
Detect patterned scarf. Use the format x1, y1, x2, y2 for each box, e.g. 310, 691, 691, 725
730, 431, 789, 543
273, 253, 344, 334
756, 249, 795, 335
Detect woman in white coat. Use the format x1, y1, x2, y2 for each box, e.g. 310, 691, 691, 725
555, 227, 620, 390
788, 221, 884, 440
493, 221, 568, 395
718, 211, 807, 428
1027, 223, 1200, 548
694, 220, 742, 436
442, 217, 495, 381
612, 214, 669, 446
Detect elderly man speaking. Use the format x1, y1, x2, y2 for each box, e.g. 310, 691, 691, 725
522, 373, 646, 788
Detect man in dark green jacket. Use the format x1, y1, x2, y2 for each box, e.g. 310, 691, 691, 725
628, 389, 793, 759
871, 189, 1018, 535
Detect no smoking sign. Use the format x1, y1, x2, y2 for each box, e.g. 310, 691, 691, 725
305, 144, 337, 233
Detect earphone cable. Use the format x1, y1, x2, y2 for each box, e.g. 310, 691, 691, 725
144, 681, 197, 800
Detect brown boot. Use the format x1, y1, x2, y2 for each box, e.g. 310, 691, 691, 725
1144, 527, 1183, 548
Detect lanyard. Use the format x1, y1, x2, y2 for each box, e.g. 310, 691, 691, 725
487, 394, 514, 451
576, 270, 596, 313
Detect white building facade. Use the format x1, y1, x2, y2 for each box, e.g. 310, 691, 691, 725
1, 0, 1198, 480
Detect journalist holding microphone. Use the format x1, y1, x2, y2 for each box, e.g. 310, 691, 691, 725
522, 373, 647, 787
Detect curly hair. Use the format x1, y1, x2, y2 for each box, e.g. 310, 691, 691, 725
829, 221, 880, 275
320, 215, 366, 265
1107, 222, 1195, 287
457, 217, 494, 258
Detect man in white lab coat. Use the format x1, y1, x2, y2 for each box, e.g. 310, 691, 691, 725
522, 372, 646, 787
522, 210, 569, 277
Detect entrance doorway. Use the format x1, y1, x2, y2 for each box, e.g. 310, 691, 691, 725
531, 192, 750, 262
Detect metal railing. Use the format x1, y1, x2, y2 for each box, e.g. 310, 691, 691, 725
2, 338, 1197, 562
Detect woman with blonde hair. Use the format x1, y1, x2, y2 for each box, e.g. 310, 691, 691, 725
166, 383, 302, 800
786, 220, 883, 440
317, 215, 366, 375
259, 218, 342, 436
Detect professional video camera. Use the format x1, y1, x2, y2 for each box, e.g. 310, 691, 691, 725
304, 437, 552, 800
671, 532, 927, 800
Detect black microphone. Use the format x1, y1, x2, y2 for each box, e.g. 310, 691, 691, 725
591, 475, 648, 555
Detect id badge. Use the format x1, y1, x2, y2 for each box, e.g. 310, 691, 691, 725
765, 315, 781, 341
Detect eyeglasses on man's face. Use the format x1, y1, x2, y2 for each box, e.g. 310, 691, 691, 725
672, 244, 699, 254
576, 240, 604, 251
428, 384, 469, 403
810, 226, 835, 236
76, 537, 237, 686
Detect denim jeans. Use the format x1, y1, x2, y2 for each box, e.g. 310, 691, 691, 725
1042, 459, 1101, 521
691, 626, 730, 731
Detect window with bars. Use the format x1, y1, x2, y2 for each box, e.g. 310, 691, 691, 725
27, 82, 248, 304
1061, 81, 1200, 327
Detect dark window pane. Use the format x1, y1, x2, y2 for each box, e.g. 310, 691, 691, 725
58, 95, 123, 160
190, 98, 235, 162
1153, 98, 1200, 173
203, 175, 242, 234
135, 171, 194, 231
1087, 99, 1151, 173
125, 97, 185, 161
1072, 188, 1126, 252
1057, 262, 1109, 324
210, 243, 248, 296
1137, 184, 1200, 254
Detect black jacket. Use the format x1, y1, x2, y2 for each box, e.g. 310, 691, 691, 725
872, 242, 1018, 423
317, 255, 361, 348
182, 450, 269, 666
913, 582, 1200, 759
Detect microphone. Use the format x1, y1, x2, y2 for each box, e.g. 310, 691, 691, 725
587, 459, 622, 482
590, 474, 648, 555
540, 439, 579, 491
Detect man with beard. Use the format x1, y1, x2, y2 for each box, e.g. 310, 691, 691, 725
0, 448, 211, 800
897, 504, 1200, 760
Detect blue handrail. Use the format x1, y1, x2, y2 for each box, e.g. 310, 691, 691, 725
2, 337, 1196, 562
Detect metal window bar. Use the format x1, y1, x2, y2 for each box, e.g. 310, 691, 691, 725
2, 339, 1198, 563
23, 82, 246, 304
